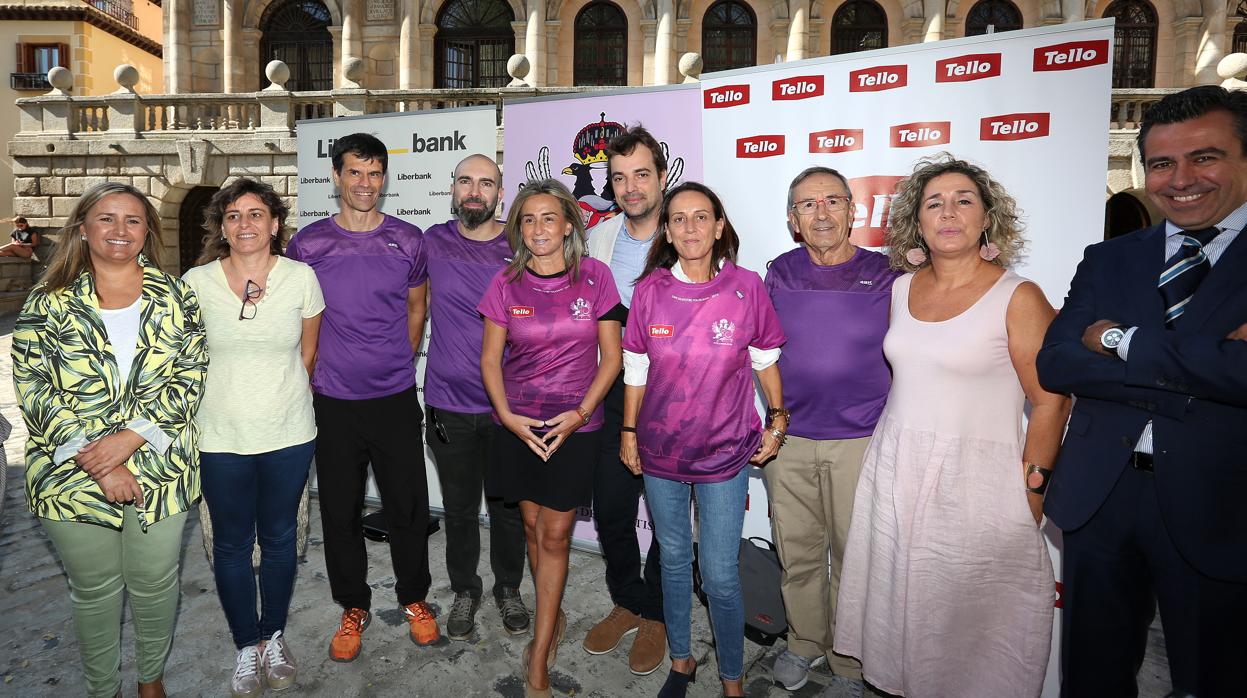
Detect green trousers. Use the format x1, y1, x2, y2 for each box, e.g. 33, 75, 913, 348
41, 507, 188, 698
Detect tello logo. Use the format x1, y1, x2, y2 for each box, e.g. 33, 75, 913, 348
648, 324, 674, 338
773, 75, 824, 101
736, 135, 785, 158
704, 85, 750, 108
981, 112, 1051, 141
1033, 40, 1109, 71
889, 122, 951, 148
849, 65, 907, 92
936, 53, 1001, 82
508, 306, 534, 318
809, 129, 864, 153
848, 175, 904, 247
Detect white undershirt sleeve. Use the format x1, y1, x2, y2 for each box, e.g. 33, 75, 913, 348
623, 350, 650, 386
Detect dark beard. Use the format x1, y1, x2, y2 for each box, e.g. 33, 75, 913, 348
452, 198, 496, 230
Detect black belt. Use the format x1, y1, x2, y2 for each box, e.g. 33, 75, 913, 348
1130, 452, 1154, 473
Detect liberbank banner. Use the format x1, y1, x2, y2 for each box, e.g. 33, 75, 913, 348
701, 19, 1112, 306
294, 105, 497, 232
295, 106, 496, 510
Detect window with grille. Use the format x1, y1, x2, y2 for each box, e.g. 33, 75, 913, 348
12, 43, 68, 90
702, 0, 756, 74
435, 0, 515, 88
1104, 0, 1157, 88
575, 2, 628, 85
965, 0, 1022, 36
831, 0, 887, 55
260, 0, 333, 91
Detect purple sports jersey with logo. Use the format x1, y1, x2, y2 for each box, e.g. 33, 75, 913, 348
476, 257, 621, 431
423, 220, 512, 413
623, 261, 786, 482
765, 247, 900, 440
286, 214, 427, 400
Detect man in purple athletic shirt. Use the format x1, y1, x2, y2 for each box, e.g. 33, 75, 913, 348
423, 154, 530, 641
285, 133, 440, 661
763, 167, 899, 696
582, 126, 668, 675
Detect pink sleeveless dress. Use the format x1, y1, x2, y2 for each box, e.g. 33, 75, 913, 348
833, 270, 1054, 698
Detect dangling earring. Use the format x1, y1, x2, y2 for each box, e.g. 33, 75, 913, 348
979, 229, 1001, 261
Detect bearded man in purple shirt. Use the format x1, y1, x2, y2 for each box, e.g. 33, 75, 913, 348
763, 167, 899, 696
423, 154, 530, 641
285, 133, 440, 661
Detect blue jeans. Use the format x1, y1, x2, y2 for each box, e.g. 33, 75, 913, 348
644, 466, 749, 681
201, 440, 314, 648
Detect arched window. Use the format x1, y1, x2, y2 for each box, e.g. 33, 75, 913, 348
1234, 1, 1247, 54
575, 2, 628, 85
435, 0, 515, 88
964, 0, 1022, 36
260, 0, 333, 91
1104, 0, 1157, 88
831, 0, 887, 55
702, 0, 756, 73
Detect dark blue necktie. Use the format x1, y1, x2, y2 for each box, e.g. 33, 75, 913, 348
1159, 227, 1219, 327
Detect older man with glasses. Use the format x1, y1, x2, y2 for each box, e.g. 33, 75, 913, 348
762, 167, 899, 697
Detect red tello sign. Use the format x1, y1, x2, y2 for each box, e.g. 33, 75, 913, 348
809, 129, 864, 153
648, 324, 674, 338
736, 135, 785, 158
936, 53, 1002, 82
1033, 40, 1109, 71
980, 112, 1051, 141
849, 64, 907, 92
847, 175, 904, 247
704, 85, 750, 108
773, 75, 824, 101
509, 306, 535, 318
890, 122, 951, 148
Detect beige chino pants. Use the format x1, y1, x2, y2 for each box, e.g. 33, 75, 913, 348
764, 434, 870, 679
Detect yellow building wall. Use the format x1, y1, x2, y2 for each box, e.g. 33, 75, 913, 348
133, 0, 164, 42
80, 23, 164, 95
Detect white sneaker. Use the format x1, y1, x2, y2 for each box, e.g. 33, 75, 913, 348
230, 645, 263, 698
261, 630, 297, 691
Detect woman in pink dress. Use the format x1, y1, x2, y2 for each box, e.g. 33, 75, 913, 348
834, 154, 1071, 697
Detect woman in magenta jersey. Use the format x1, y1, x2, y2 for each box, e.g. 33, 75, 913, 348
477, 178, 624, 697
620, 182, 787, 697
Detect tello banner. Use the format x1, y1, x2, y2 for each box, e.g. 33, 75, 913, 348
704, 84, 750, 108
809, 128, 864, 153
936, 53, 1002, 82
890, 121, 952, 148
981, 112, 1052, 141
1033, 40, 1109, 71
849, 64, 907, 92
773, 75, 824, 101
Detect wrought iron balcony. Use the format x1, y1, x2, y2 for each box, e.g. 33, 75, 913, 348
10, 73, 51, 91
83, 0, 139, 30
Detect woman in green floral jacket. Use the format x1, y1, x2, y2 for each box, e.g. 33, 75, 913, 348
12, 181, 207, 698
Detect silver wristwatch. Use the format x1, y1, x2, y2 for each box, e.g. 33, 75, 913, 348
1100, 325, 1126, 352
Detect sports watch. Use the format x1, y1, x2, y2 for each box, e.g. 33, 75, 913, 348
1099, 325, 1126, 352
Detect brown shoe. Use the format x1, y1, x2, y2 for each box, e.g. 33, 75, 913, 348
329, 608, 370, 662
582, 605, 640, 655
628, 619, 666, 675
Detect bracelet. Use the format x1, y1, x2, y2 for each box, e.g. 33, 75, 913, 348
620, 426, 637, 433
766, 407, 791, 428
768, 427, 787, 447
576, 406, 591, 424
1025, 462, 1053, 495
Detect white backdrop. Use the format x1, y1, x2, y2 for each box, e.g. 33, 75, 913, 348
700, 21, 1114, 695
295, 106, 498, 510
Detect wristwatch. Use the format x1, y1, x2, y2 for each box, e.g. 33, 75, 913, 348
1025, 462, 1053, 495
1099, 325, 1126, 352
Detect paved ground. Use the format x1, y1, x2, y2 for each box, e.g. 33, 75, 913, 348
0, 310, 1173, 697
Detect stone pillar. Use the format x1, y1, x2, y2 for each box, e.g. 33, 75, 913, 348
1195, 0, 1228, 84
1172, 16, 1205, 87
420, 24, 437, 88
341, 0, 362, 87
223, 0, 239, 92
1061, 0, 1084, 23
525, 0, 546, 86
641, 19, 657, 84
399, 0, 420, 88
166, 0, 189, 93
545, 21, 561, 85
923, 0, 944, 42
787, 0, 809, 61
655, 0, 675, 84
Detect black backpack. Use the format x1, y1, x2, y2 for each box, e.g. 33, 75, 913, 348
693, 537, 788, 646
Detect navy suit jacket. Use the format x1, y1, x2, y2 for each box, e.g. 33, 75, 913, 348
1037, 221, 1247, 582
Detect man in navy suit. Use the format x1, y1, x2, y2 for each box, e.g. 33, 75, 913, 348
1037, 86, 1247, 697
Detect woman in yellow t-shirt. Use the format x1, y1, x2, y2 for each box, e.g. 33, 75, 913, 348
182, 178, 324, 698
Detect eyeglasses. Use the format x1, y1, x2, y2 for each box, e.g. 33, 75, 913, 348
239, 280, 262, 320
791, 196, 850, 215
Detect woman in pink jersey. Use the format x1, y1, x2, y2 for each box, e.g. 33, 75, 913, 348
833, 154, 1070, 697
620, 182, 787, 697
478, 179, 623, 698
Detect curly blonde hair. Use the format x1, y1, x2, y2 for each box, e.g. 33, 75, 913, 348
886, 153, 1025, 272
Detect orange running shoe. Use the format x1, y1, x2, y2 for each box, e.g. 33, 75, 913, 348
403, 601, 441, 646
328, 608, 370, 662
